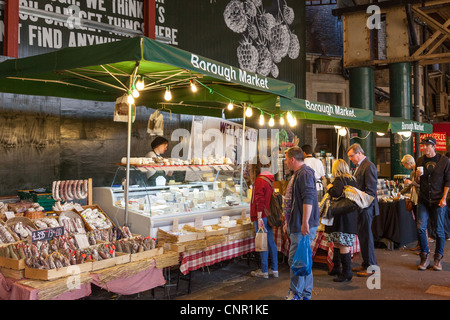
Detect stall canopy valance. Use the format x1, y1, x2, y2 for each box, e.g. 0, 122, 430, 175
0, 36, 295, 118
280, 97, 433, 134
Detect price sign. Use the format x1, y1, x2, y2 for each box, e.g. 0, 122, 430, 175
32, 226, 65, 242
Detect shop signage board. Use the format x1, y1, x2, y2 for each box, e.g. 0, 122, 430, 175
0, 0, 305, 97
31, 226, 64, 242
418, 132, 447, 152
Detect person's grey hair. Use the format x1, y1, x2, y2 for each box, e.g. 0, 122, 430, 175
347, 143, 365, 155
401, 154, 415, 165
285, 146, 304, 161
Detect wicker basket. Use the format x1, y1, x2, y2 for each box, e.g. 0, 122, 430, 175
24, 211, 45, 220
6, 216, 37, 230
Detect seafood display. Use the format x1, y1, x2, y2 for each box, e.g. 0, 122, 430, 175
52, 179, 88, 202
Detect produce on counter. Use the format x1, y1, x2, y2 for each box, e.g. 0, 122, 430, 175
80, 207, 113, 230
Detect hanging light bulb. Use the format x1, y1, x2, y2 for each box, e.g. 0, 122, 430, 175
164, 87, 172, 101
135, 78, 144, 91
127, 94, 135, 105
259, 112, 265, 125
190, 80, 197, 92
269, 115, 275, 127
245, 107, 253, 117
287, 111, 293, 123
227, 101, 234, 111
376, 132, 385, 136
338, 127, 347, 136
399, 131, 412, 138
132, 88, 139, 98
289, 116, 297, 127
280, 115, 285, 125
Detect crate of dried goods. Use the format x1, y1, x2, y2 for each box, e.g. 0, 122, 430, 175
0, 242, 26, 270
5, 217, 36, 241
23, 241, 93, 281
77, 205, 115, 231
114, 236, 162, 262
58, 210, 88, 234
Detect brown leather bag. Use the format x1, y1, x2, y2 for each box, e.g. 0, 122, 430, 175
405, 198, 414, 212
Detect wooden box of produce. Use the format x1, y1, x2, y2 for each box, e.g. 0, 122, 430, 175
24, 262, 93, 281
182, 225, 206, 239
76, 205, 115, 231
203, 224, 229, 236
226, 229, 255, 242
0, 266, 24, 280
227, 221, 253, 233
0, 243, 25, 270
153, 250, 180, 269
157, 228, 200, 243
90, 252, 130, 271
130, 247, 164, 262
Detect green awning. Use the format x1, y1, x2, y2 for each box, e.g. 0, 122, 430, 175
279, 97, 391, 132
279, 97, 433, 134
0, 36, 295, 118
377, 116, 433, 134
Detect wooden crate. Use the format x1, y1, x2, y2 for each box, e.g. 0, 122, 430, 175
24, 262, 93, 281
91, 252, 129, 271
182, 225, 206, 239
130, 247, 164, 262
205, 234, 227, 247
157, 228, 199, 243
153, 250, 180, 269
0, 267, 24, 280
204, 224, 229, 236
226, 229, 255, 242
0, 256, 25, 270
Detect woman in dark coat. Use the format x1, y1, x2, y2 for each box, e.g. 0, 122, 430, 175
325, 159, 359, 282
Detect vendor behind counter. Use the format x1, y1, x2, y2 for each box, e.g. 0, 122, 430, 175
145, 136, 185, 185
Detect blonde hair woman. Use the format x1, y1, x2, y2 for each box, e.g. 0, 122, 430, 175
325, 159, 359, 282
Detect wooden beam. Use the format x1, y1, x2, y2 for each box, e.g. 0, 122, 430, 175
143, 0, 156, 39
412, 19, 450, 57
4, 0, 19, 58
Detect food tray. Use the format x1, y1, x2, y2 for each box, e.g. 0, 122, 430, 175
76, 204, 115, 231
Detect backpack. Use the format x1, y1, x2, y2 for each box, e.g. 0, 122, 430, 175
258, 176, 284, 228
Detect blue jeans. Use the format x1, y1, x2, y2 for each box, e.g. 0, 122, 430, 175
417, 203, 447, 255
253, 217, 278, 273
288, 227, 317, 299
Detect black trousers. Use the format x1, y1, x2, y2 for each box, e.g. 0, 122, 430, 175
358, 207, 377, 268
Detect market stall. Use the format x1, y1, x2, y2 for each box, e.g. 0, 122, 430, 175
0, 36, 298, 299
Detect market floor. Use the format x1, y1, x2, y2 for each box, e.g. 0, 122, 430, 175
86, 240, 450, 300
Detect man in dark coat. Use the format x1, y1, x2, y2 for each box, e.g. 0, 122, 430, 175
347, 143, 379, 277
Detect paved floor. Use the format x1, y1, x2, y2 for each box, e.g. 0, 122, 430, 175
87, 240, 450, 300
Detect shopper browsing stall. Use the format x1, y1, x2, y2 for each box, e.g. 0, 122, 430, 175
325, 159, 359, 282
249, 156, 278, 279
302, 144, 326, 200
347, 143, 379, 277
283, 147, 319, 300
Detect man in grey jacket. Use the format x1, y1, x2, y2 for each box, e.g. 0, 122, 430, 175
283, 147, 319, 300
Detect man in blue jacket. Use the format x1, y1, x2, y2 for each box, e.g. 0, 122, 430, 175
283, 147, 319, 300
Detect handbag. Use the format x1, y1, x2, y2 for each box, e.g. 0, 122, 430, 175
343, 185, 374, 209
255, 227, 267, 252
291, 234, 312, 276
258, 176, 284, 228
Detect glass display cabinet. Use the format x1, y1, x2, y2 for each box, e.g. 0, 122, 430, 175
93, 164, 250, 238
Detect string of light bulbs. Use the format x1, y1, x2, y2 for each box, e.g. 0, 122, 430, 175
126, 75, 299, 127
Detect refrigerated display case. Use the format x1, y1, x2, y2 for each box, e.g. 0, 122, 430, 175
93, 164, 250, 238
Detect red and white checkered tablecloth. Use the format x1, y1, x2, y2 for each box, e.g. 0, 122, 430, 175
179, 237, 255, 275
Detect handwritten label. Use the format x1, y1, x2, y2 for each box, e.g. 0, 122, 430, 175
32, 226, 65, 242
